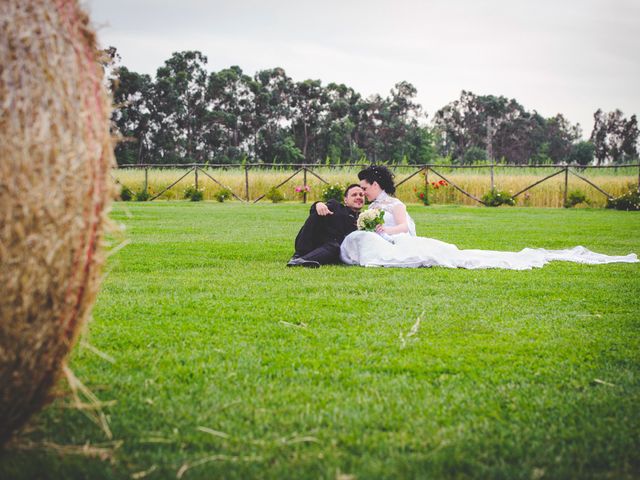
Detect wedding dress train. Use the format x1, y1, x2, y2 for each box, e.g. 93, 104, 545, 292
340, 193, 638, 270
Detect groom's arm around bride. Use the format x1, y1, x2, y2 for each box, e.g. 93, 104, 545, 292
287, 184, 365, 268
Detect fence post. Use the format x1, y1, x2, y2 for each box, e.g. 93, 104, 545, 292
144, 167, 148, 194
303, 167, 308, 204
245, 164, 250, 201
425, 167, 429, 204
563, 167, 569, 207
195, 166, 198, 191
637, 163, 640, 193
487, 116, 495, 192
490, 163, 495, 191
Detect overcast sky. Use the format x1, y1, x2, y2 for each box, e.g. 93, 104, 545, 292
84, 0, 639, 138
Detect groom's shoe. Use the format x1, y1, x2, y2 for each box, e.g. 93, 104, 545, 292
287, 257, 320, 268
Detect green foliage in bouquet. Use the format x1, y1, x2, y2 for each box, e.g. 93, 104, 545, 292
357, 208, 385, 231
482, 189, 516, 207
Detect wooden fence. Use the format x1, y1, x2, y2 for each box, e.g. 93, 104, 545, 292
114, 162, 640, 206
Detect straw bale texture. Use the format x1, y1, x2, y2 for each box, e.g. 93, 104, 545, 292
0, 0, 115, 445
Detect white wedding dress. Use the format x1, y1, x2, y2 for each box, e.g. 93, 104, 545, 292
340, 192, 638, 270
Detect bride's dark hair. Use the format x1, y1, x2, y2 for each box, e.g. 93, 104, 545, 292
358, 165, 396, 195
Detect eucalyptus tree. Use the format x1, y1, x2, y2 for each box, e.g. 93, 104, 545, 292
382, 81, 426, 162
322, 82, 362, 163
591, 109, 639, 164
251, 67, 295, 162
568, 141, 595, 166
434, 91, 526, 162
434, 91, 582, 164
152, 51, 209, 163
290, 79, 331, 162
354, 93, 386, 163
207, 66, 256, 162
111, 66, 154, 164
492, 112, 545, 165
541, 114, 581, 163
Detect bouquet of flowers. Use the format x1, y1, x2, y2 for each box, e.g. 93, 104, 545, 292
358, 208, 394, 243
357, 208, 385, 231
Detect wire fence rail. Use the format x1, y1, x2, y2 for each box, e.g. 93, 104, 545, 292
113, 162, 640, 207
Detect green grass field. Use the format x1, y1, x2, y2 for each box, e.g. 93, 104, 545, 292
2, 203, 640, 479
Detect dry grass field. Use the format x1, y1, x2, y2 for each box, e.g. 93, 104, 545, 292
113, 166, 639, 208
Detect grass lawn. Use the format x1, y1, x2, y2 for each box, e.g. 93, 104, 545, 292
2, 203, 639, 479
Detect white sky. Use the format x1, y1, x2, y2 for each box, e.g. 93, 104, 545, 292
85, 0, 640, 138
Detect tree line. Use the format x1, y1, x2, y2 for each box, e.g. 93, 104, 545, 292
106, 49, 639, 166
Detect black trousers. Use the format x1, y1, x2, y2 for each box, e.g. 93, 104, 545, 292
297, 241, 341, 265
293, 215, 342, 265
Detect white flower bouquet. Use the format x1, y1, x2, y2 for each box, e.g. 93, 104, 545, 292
357, 208, 385, 231
357, 208, 394, 243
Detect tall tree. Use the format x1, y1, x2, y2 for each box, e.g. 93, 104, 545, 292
251, 67, 294, 162
620, 114, 639, 161
290, 79, 330, 162
543, 114, 581, 163
321, 83, 362, 162
153, 51, 209, 163
207, 66, 255, 162
111, 66, 154, 164
590, 109, 639, 164
434, 91, 527, 162
355, 94, 386, 163
590, 109, 608, 165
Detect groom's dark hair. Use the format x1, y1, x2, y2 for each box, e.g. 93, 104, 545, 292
344, 184, 361, 198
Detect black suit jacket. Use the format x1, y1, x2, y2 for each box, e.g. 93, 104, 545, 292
294, 199, 358, 256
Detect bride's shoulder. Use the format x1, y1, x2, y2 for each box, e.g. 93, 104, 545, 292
375, 192, 404, 208
386, 196, 406, 209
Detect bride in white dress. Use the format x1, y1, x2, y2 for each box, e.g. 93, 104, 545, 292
340, 165, 638, 270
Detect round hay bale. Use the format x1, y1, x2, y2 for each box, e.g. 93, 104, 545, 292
0, 0, 115, 445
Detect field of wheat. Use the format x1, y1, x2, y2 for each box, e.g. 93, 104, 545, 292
113, 166, 639, 208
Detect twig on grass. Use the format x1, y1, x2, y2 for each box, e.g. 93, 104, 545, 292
63, 366, 113, 439
336, 469, 357, 480
593, 378, 616, 387
399, 311, 424, 349
9, 439, 122, 463
176, 454, 263, 479
281, 435, 320, 445
131, 465, 158, 479
80, 340, 116, 364
279, 320, 308, 329
279, 320, 317, 337
106, 238, 132, 258
407, 313, 423, 337
197, 426, 230, 439
213, 399, 241, 412
60, 399, 117, 410
139, 437, 174, 444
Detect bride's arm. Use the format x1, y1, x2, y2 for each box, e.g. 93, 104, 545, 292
376, 204, 409, 235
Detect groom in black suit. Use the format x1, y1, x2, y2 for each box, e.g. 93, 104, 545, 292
287, 184, 364, 267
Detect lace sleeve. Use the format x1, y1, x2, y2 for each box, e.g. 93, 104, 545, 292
371, 193, 416, 236
372, 194, 403, 214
